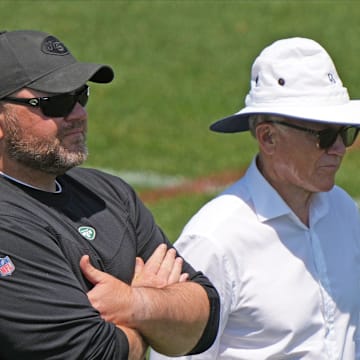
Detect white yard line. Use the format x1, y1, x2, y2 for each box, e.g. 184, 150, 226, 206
99, 168, 185, 188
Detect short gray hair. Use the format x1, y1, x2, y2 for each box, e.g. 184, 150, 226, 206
248, 114, 288, 137
248, 114, 267, 137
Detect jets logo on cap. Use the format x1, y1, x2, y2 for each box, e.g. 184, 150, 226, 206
42, 36, 69, 55
78, 226, 96, 241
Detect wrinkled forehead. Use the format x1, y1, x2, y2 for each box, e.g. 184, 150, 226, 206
8, 88, 50, 98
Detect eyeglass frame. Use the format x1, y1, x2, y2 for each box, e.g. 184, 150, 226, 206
0, 85, 89, 117
263, 119, 360, 149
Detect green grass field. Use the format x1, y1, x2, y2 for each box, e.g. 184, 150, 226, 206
0, 0, 358, 236
1, 0, 357, 240
1, 1, 360, 355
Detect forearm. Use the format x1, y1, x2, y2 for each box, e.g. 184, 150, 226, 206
130, 281, 210, 356
81, 248, 219, 356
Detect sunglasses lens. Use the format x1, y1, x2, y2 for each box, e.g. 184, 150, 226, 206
341, 127, 359, 146
78, 87, 89, 107
319, 127, 359, 149
40, 86, 89, 117
318, 129, 337, 149
40, 95, 75, 117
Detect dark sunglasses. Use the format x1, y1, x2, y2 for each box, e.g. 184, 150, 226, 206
0, 85, 89, 117
265, 120, 360, 149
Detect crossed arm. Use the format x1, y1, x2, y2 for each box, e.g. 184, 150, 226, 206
80, 244, 213, 359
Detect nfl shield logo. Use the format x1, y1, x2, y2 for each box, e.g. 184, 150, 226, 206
0, 256, 15, 277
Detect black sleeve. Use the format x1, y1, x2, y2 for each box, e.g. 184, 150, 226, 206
0, 215, 129, 360
185, 271, 220, 355
128, 188, 221, 355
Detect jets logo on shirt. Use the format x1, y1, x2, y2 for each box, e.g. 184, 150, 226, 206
78, 226, 96, 241
0, 256, 15, 277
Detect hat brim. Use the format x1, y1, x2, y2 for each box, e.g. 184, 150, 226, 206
28, 62, 114, 93
210, 100, 360, 133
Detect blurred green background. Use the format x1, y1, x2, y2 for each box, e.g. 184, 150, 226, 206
1, 0, 359, 242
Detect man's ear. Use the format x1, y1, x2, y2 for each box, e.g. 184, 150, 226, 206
255, 123, 276, 153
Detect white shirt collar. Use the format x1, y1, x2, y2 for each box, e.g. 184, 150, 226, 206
225, 156, 329, 226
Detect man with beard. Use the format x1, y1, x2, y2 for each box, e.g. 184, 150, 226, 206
0, 30, 219, 360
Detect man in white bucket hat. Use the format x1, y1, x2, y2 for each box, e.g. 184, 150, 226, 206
151, 38, 360, 359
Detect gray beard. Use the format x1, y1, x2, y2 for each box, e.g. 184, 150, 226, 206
3, 113, 88, 176
6, 140, 88, 175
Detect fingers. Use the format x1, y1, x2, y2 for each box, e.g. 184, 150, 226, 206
131, 244, 189, 288
80, 255, 105, 285
145, 244, 189, 285
167, 256, 184, 284
132, 257, 145, 286
145, 243, 168, 274
157, 247, 178, 280
134, 257, 145, 277
165, 256, 189, 284
179, 273, 189, 282
81, 245, 189, 290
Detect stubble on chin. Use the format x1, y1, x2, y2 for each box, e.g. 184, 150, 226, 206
4, 123, 88, 176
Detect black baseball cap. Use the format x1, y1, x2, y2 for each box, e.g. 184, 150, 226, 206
0, 30, 114, 98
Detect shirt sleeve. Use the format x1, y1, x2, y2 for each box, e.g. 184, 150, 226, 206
0, 214, 129, 360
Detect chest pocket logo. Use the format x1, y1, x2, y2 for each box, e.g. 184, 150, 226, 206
78, 226, 96, 241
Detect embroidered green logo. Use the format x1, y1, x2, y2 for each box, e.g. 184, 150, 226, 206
78, 226, 96, 241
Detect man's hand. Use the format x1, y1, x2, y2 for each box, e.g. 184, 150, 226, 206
80, 244, 209, 356
79, 244, 189, 324
80, 255, 134, 325
132, 244, 189, 287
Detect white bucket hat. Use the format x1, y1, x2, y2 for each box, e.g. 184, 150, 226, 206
210, 37, 360, 133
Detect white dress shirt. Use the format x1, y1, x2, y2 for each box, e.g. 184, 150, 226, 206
150, 157, 360, 360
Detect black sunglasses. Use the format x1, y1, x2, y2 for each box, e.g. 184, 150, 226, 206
265, 120, 360, 149
0, 85, 89, 117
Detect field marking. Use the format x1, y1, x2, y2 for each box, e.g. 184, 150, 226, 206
100, 168, 185, 188
96, 167, 244, 203
136, 169, 244, 203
